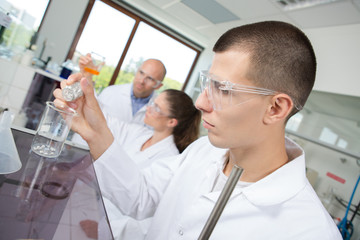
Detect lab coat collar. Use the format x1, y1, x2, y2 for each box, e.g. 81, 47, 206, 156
203, 137, 307, 206
241, 137, 306, 206
142, 135, 178, 158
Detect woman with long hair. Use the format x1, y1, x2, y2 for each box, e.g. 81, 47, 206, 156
104, 88, 201, 168
97, 89, 201, 239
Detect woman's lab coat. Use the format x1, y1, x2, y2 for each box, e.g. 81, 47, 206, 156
107, 116, 179, 167
95, 136, 342, 240
97, 117, 179, 239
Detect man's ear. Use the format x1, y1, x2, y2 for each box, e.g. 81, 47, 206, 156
167, 118, 178, 128
154, 83, 163, 90
263, 94, 293, 125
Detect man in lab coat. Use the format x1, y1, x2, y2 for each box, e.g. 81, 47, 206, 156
55, 21, 342, 239
70, 57, 166, 146
80, 55, 166, 125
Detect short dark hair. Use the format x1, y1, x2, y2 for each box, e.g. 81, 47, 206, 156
213, 21, 316, 117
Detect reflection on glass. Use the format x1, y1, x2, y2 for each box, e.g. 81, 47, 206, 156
319, 127, 338, 145
14, 151, 113, 238
337, 139, 348, 149
15, 153, 78, 222
1, 129, 114, 239
285, 90, 360, 157
286, 112, 303, 132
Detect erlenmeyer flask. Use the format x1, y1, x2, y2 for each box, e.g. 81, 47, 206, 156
0, 111, 22, 174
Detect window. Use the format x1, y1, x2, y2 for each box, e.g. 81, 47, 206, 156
68, 0, 201, 94
118, 22, 198, 92
0, 0, 49, 56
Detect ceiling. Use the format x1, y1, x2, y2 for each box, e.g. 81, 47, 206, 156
122, 0, 360, 47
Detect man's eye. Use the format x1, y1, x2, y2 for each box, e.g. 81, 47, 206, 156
145, 77, 154, 83
213, 81, 221, 89
219, 88, 231, 95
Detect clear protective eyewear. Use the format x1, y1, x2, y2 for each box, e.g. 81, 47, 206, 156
199, 70, 279, 111
137, 69, 162, 88
147, 99, 172, 117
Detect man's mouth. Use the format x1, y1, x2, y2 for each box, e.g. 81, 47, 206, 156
202, 119, 214, 129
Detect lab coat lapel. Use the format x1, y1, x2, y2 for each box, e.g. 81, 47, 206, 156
140, 135, 177, 160
242, 137, 306, 206
198, 155, 244, 203
175, 143, 226, 206
198, 137, 305, 205
200, 161, 221, 202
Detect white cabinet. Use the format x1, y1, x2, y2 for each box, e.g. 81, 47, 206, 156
0, 58, 64, 129
0, 59, 35, 114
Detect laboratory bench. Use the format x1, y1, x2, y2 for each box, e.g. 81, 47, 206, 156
0, 127, 113, 239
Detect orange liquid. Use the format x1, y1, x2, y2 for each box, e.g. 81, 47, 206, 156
84, 67, 100, 75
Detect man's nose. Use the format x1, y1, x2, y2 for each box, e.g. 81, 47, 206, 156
138, 75, 147, 84
195, 90, 213, 113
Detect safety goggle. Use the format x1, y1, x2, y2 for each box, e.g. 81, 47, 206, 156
137, 69, 162, 88
199, 70, 301, 111
147, 99, 172, 117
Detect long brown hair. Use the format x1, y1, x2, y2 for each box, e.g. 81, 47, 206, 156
164, 89, 201, 153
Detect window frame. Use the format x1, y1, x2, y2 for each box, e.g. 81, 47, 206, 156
66, 0, 202, 91
38, 0, 52, 32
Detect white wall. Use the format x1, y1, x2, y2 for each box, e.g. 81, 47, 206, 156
305, 23, 360, 97
185, 23, 360, 98
36, 0, 88, 64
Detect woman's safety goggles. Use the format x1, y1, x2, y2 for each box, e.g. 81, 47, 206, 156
148, 99, 172, 117
200, 70, 282, 111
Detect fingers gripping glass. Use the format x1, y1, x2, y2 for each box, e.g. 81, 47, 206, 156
138, 69, 162, 88
84, 52, 105, 75
148, 99, 172, 117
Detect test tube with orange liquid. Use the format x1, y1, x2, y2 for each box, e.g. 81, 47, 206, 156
84, 52, 105, 75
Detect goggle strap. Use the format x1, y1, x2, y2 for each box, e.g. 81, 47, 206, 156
219, 86, 276, 96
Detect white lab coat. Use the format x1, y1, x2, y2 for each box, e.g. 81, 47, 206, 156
95, 136, 342, 240
98, 83, 156, 126
97, 117, 179, 239
106, 116, 179, 168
